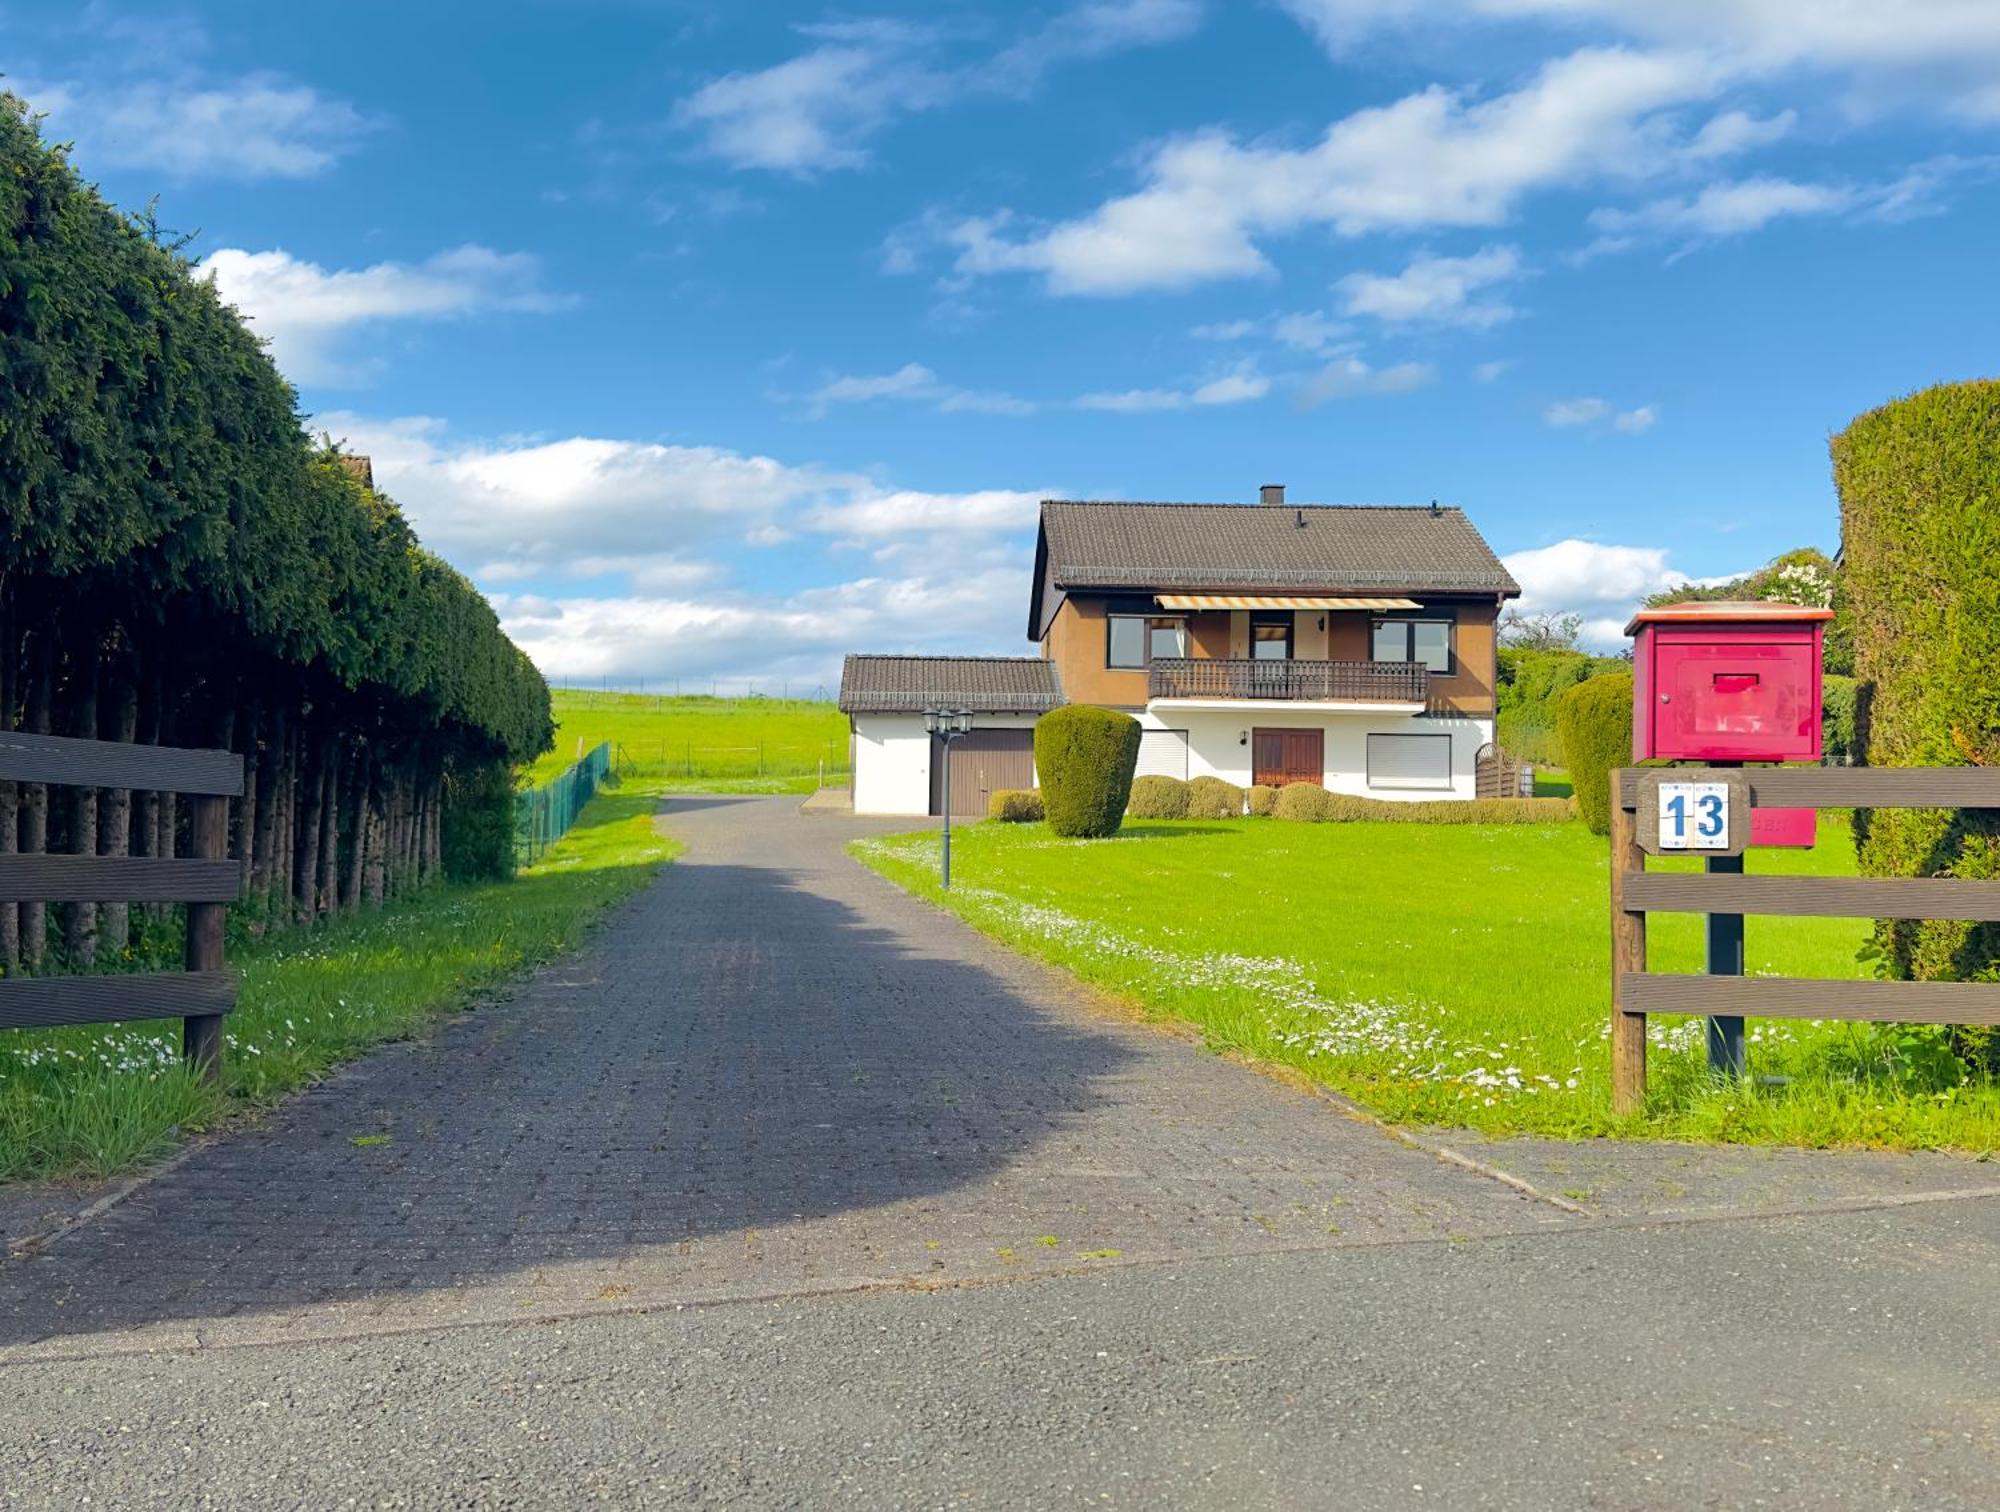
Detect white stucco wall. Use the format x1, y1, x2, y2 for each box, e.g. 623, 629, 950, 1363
849, 712, 1046, 816
1135, 709, 1492, 801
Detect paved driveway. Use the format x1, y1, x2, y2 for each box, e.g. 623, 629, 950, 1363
5, 795, 1999, 1506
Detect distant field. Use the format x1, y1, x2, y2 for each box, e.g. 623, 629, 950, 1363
530, 690, 849, 790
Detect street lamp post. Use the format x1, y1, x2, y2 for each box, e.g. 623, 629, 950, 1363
923, 707, 975, 890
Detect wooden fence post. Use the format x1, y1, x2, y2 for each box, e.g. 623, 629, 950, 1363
184, 793, 229, 1079
1609, 769, 1647, 1114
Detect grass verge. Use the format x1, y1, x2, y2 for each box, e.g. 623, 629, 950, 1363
853, 815, 2000, 1152
0, 784, 676, 1185
533, 689, 846, 786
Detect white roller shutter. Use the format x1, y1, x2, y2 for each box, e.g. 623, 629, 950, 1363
1367, 733, 1452, 791
1136, 728, 1190, 780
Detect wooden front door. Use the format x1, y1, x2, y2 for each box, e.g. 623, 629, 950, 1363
1252, 727, 1324, 787
934, 729, 1037, 817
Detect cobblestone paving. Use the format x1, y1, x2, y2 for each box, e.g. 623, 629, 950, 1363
0, 796, 1562, 1361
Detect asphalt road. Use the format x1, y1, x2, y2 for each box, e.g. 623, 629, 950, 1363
5, 796, 1997, 1506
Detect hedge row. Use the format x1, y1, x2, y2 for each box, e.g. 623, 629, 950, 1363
1125, 775, 1248, 820
0, 99, 551, 971
1496, 647, 1627, 766
1269, 784, 1573, 825
1557, 673, 1635, 836
1833, 380, 2000, 993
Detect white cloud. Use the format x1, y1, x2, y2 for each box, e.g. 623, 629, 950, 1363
1075, 361, 1272, 411
1473, 358, 1515, 382
1272, 310, 1352, 353
1190, 318, 1257, 341
315, 412, 1046, 587
947, 47, 1718, 294
1337, 244, 1523, 327
801, 362, 1037, 417
25, 74, 374, 180
493, 563, 1032, 691
674, 1, 1203, 173
1543, 395, 1656, 431
1298, 356, 1436, 405
198, 246, 568, 386
1591, 176, 1853, 238
1501, 537, 1691, 647
1277, 0, 2000, 122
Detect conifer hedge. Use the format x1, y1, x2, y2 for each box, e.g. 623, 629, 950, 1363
1832, 380, 2000, 989
0, 96, 551, 971
1556, 672, 1634, 837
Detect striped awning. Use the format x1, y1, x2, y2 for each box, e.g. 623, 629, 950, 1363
1154, 593, 1422, 611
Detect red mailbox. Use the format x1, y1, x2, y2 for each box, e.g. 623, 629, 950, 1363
1625, 600, 1832, 848
1626, 600, 1831, 762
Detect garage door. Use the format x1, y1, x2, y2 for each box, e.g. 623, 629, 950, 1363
935, 729, 1037, 817
1136, 728, 1190, 780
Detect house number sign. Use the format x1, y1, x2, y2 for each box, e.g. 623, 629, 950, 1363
1633, 769, 1750, 858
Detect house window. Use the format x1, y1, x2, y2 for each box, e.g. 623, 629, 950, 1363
1368, 733, 1453, 791
1371, 616, 1454, 673
1251, 614, 1292, 660
1108, 615, 1186, 668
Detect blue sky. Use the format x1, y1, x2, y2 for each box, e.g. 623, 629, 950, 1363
13, 0, 2000, 690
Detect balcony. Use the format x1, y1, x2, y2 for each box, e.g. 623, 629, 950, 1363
1146, 657, 1430, 706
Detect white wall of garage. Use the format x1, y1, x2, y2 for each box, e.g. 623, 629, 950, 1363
850, 712, 1044, 816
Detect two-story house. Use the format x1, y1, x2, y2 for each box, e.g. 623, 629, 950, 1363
840, 486, 1520, 816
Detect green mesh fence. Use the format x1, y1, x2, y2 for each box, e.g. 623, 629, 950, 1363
516, 742, 611, 866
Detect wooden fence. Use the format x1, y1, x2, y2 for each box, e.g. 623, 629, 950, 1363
0, 730, 244, 1079
1610, 765, 2000, 1112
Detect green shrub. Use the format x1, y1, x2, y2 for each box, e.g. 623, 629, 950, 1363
1272, 782, 1335, 822
1497, 647, 1627, 766
1127, 775, 1191, 819
1834, 380, 2000, 996
1185, 775, 1246, 819
440, 758, 518, 881
1821, 674, 1858, 765
1246, 784, 1278, 817
1557, 673, 1635, 836
1034, 706, 1141, 838
988, 789, 1044, 823
1320, 794, 1576, 825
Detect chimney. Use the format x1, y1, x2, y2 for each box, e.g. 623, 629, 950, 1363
338, 454, 375, 489
1260, 483, 1285, 505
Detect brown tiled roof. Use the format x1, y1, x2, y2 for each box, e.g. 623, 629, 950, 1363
839, 655, 1064, 714
1039, 500, 1520, 595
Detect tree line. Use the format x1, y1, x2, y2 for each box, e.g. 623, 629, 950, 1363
0, 97, 551, 974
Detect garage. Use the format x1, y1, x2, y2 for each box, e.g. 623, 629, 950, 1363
838, 654, 1066, 817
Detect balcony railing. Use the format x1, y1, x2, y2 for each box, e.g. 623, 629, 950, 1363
1147, 657, 1430, 704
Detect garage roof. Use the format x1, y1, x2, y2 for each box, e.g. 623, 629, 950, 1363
839, 655, 1066, 714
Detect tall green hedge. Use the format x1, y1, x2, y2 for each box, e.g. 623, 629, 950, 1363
1497, 647, 1627, 765
1034, 706, 1139, 838
1833, 380, 2000, 989
1557, 673, 1634, 836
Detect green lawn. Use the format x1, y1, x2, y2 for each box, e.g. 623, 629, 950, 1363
531, 689, 848, 791
855, 814, 2000, 1151
0, 784, 677, 1184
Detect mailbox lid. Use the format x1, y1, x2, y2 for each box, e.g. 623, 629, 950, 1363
1651, 636, 1820, 760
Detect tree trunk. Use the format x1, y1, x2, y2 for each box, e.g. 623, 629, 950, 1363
340, 744, 368, 912
294, 726, 324, 925
363, 761, 387, 907
252, 701, 284, 915
63, 655, 99, 968
134, 663, 163, 922
235, 699, 260, 905
0, 601, 17, 971
97, 660, 139, 959
20, 632, 51, 970
315, 734, 340, 921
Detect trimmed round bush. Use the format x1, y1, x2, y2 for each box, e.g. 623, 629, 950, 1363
1272, 781, 1334, 822
1185, 775, 1245, 819
1835, 380, 2000, 994
987, 788, 1044, 823
1127, 775, 1191, 819
1557, 672, 1634, 836
1246, 783, 1278, 817
1034, 705, 1141, 838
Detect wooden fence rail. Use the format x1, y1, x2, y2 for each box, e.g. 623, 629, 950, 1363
0, 730, 244, 1078
1610, 765, 2000, 1113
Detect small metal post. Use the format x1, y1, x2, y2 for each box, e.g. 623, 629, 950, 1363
1706, 759, 1746, 1079
941, 756, 953, 890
